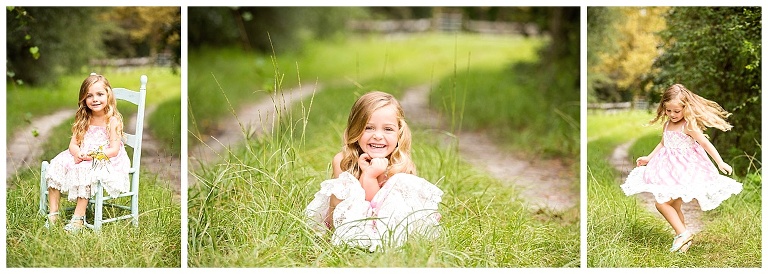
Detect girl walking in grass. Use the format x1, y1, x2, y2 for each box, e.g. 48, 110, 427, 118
621, 84, 743, 253
44, 73, 131, 232
305, 91, 444, 252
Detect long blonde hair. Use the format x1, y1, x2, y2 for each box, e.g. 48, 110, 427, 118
649, 84, 732, 134
340, 91, 416, 179
72, 73, 124, 145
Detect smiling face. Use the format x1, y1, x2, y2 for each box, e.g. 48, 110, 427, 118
84, 81, 109, 115
358, 105, 399, 158
664, 99, 685, 123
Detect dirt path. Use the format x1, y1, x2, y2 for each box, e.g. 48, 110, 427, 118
6, 109, 72, 179
609, 139, 703, 234
6, 106, 181, 199
187, 83, 321, 184
400, 85, 578, 212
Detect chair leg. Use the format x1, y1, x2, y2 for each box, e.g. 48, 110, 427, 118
131, 192, 139, 227
94, 181, 104, 231
39, 161, 49, 216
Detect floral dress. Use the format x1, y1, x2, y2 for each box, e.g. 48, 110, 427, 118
621, 121, 742, 211
305, 172, 444, 252
46, 125, 130, 201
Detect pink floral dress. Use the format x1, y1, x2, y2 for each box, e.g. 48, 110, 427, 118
621, 121, 742, 211
46, 125, 130, 201
305, 172, 443, 252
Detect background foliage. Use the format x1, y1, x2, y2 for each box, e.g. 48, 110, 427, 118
6, 6, 181, 86
587, 7, 761, 174
652, 7, 761, 174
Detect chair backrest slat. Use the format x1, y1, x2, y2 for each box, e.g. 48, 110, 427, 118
110, 76, 147, 178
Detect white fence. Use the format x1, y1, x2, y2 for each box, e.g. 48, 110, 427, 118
347, 14, 540, 35
587, 100, 655, 114
90, 53, 174, 68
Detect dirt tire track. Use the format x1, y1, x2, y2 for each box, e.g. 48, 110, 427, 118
400, 85, 578, 212
609, 139, 703, 234
6, 109, 72, 179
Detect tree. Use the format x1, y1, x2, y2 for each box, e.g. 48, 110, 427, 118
6, 7, 108, 86
587, 7, 668, 103
652, 7, 761, 173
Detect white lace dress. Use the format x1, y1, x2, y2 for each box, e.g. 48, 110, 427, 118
621, 122, 743, 211
305, 171, 444, 252
45, 125, 130, 201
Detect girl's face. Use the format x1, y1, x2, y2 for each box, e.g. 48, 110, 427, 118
359, 105, 399, 158
85, 81, 109, 115
664, 100, 684, 123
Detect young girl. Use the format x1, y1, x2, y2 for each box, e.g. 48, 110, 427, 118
305, 91, 444, 252
621, 84, 743, 253
44, 73, 131, 232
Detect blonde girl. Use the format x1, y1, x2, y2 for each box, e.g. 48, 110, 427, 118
44, 73, 131, 232
305, 91, 443, 252
621, 84, 742, 253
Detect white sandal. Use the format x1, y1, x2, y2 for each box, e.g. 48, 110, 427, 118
44, 212, 59, 229
64, 215, 86, 233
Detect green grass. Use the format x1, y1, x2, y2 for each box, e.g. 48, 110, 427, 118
187, 84, 580, 267
586, 110, 761, 267
430, 64, 580, 160
148, 97, 182, 157
5, 167, 181, 267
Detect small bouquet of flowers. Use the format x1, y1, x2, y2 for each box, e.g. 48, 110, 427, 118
87, 145, 111, 172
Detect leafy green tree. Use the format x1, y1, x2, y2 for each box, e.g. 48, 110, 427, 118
6, 7, 108, 86
6, 7, 181, 86
652, 7, 761, 173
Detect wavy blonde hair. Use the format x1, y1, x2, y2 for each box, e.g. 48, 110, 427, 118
340, 91, 416, 179
72, 73, 124, 145
650, 84, 732, 134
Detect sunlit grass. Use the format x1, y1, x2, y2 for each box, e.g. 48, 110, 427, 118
5, 167, 181, 267
187, 83, 580, 267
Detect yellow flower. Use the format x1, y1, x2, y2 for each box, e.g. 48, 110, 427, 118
88, 145, 111, 172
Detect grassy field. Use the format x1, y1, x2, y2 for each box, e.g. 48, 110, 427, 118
188, 33, 580, 267
5, 66, 183, 267
586, 110, 761, 267
5, 167, 181, 267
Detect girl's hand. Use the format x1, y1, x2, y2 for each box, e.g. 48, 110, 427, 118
358, 153, 388, 178
73, 151, 87, 164
718, 162, 733, 175
636, 156, 651, 166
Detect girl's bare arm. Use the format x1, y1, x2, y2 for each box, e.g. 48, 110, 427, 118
688, 128, 732, 175
326, 152, 344, 230
103, 117, 122, 158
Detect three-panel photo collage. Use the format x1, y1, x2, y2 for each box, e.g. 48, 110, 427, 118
3, 5, 764, 270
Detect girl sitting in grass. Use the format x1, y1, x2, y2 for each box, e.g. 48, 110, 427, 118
44, 73, 131, 232
621, 84, 742, 253
305, 91, 444, 252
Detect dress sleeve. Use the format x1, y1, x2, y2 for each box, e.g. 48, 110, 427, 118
304, 172, 365, 236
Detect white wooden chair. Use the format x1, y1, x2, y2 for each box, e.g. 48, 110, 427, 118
39, 75, 147, 231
